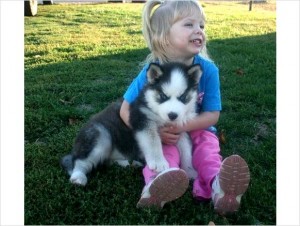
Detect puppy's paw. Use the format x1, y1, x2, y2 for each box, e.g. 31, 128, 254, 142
148, 158, 169, 173
70, 171, 87, 186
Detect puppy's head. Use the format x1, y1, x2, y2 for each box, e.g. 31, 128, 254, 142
145, 62, 202, 125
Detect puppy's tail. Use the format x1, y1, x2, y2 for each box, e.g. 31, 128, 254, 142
60, 154, 74, 176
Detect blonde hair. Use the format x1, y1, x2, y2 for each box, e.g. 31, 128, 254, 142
142, 0, 210, 64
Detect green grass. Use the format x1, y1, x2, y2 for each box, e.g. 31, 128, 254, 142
25, 1, 276, 225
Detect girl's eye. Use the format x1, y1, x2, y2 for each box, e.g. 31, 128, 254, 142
185, 23, 193, 27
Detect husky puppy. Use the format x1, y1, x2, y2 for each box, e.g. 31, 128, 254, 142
61, 62, 202, 186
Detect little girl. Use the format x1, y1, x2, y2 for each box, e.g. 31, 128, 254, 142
119, 0, 250, 215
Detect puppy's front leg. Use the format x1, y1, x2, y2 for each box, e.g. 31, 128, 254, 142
177, 133, 197, 179
135, 129, 169, 172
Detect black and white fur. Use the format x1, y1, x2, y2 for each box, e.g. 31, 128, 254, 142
61, 62, 202, 186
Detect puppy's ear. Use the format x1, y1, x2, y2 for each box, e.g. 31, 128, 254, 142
187, 64, 202, 85
147, 63, 163, 84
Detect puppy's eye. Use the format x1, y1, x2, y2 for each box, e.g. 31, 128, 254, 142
178, 93, 187, 103
159, 92, 169, 102
178, 93, 191, 104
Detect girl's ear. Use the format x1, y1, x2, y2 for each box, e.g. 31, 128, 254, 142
187, 64, 202, 85
147, 63, 163, 84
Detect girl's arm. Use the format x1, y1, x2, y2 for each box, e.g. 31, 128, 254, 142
181, 111, 220, 132
120, 100, 131, 128
120, 97, 220, 144
160, 111, 220, 145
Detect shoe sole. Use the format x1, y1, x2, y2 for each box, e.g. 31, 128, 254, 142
137, 169, 189, 208
214, 155, 250, 215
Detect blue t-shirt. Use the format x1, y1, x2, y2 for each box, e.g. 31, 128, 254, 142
123, 55, 222, 113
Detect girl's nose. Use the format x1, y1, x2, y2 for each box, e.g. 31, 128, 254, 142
195, 26, 202, 34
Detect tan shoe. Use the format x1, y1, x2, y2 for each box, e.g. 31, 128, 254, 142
212, 155, 250, 215
137, 168, 189, 208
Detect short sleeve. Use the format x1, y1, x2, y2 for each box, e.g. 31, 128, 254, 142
123, 65, 149, 104
200, 65, 222, 112
195, 56, 222, 112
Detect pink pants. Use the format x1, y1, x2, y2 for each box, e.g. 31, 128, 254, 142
143, 129, 222, 199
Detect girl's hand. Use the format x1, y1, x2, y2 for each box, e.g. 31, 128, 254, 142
159, 124, 183, 145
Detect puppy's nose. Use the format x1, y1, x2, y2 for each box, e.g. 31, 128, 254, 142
168, 112, 178, 121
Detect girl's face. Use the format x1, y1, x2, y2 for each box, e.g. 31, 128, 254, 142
167, 14, 206, 64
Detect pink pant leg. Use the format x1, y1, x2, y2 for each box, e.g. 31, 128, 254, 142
143, 144, 180, 185
191, 130, 222, 199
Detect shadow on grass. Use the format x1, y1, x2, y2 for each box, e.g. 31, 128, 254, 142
25, 32, 276, 225
25, 47, 149, 142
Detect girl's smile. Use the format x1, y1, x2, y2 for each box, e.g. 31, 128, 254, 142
191, 38, 203, 48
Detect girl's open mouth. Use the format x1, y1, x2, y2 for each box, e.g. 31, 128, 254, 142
191, 39, 202, 46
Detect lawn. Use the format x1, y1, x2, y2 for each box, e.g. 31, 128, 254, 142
25, 1, 276, 225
